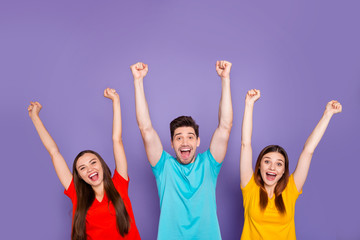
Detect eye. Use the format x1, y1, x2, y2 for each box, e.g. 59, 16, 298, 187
91, 161, 96, 165
177, 137, 182, 141
189, 136, 193, 139
277, 162, 283, 167
79, 167, 85, 171
264, 160, 269, 164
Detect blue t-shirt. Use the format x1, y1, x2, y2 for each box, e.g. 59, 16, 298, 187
152, 149, 222, 240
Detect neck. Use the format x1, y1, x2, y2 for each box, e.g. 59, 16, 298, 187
92, 182, 105, 198
264, 184, 275, 198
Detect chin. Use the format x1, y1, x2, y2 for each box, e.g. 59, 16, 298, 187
177, 157, 194, 165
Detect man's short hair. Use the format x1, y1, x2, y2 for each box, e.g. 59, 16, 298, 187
170, 116, 199, 140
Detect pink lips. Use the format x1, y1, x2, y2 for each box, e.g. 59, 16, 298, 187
89, 172, 99, 181
266, 172, 277, 181
179, 146, 191, 159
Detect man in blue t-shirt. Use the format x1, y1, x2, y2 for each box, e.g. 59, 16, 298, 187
131, 61, 233, 240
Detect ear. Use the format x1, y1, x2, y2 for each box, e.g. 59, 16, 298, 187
171, 139, 174, 149
196, 137, 200, 147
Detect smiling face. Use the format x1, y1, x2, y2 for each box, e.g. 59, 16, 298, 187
259, 152, 285, 189
171, 126, 200, 165
75, 152, 104, 188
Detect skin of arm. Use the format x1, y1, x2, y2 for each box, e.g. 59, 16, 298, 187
209, 60, 234, 163
28, 102, 72, 189
131, 62, 163, 167
104, 88, 128, 180
293, 100, 342, 191
240, 89, 261, 188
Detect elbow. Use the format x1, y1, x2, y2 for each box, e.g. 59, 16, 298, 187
219, 119, 233, 133
49, 149, 61, 159
139, 125, 154, 139
302, 146, 315, 156
112, 136, 123, 143
137, 121, 152, 132
241, 142, 252, 149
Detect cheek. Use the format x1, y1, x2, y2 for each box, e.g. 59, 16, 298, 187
259, 166, 266, 175
77, 172, 86, 181
278, 166, 285, 174
260, 162, 266, 171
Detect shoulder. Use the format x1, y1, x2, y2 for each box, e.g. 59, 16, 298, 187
64, 177, 76, 201
241, 174, 257, 193
199, 149, 222, 167
113, 170, 130, 194
151, 150, 175, 176
284, 174, 302, 197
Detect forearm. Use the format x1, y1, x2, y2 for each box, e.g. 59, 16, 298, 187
112, 98, 122, 142
241, 102, 255, 146
31, 115, 60, 157
134, 78, 153, 132
240, 101, 255, 184
218, 78, 233, 131
302, 111, 334, 154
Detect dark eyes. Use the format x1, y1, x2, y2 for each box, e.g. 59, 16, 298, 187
176, 136, 195, 141
264, 160, 282, 167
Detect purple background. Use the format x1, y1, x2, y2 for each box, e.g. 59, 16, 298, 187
1, 0, 359, 239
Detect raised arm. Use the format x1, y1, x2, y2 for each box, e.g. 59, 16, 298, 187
131, 62, 163, 167
104, 88, 128, 180
293, 100, 342, 191
28, 102, 72, 189
240, 89, 261, 188
209, 61, 233, 163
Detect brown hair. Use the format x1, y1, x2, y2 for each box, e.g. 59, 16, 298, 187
254, 145, 290, 214
71, 150, 130, 240
170, 116, 199, 140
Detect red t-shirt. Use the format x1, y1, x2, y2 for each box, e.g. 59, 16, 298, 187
65, 170, 141, 240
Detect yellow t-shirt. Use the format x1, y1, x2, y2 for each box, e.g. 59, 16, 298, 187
241, 174, 302, 240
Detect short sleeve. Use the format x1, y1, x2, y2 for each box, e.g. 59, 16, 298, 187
113, 170, 129, 198
64, 178, 76, 202
151, 150, 169, 178
241, 174, 255, 195
205, 149, 222, 177
286, 174, 302, 200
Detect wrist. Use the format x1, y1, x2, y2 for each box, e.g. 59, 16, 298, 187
31, 114, 40, 121
112, 97, 120, 103
323, 110, 334, 118
245, 101, 255, 107
133, 77, 144, 82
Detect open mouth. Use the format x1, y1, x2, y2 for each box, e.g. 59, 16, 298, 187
88, 172, 99, 181
266, 172, 277, 181
179, 147, 191, 159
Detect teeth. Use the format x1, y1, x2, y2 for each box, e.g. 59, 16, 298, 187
267, 173, 276, 176
89, 173, 97, 178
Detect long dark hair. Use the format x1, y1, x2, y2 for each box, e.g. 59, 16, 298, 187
254, 145, 290, 214
71, 150, 130, 240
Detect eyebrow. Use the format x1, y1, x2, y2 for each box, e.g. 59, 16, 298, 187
174, 132, 196, 137
263, 157, 284, 163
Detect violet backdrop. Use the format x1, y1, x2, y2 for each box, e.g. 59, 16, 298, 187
1, 0, 359, 239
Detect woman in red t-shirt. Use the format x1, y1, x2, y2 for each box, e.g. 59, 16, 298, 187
28, 88, 141, 240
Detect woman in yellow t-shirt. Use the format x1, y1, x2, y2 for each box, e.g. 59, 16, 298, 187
239, 89, 342, 240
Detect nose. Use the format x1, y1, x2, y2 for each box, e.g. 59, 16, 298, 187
269, 163, 275, 170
